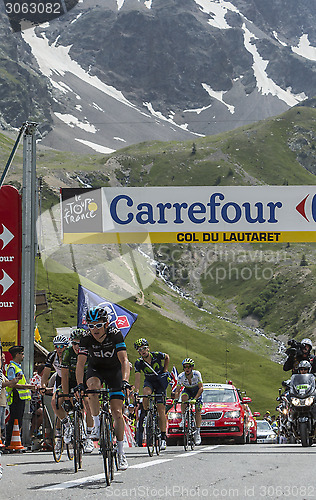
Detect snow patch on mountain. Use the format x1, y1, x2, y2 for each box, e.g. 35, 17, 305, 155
194, 0, 239, 30
143, 102, 201, 134
202, 83, 235, 114
272, 31, 287, 47
292, 34, 316, 62
242, 24, 307, 106
75, 138, 115, 154
22, 29, 136, 109
54, 113, 97, 133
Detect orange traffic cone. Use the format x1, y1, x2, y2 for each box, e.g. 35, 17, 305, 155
7, 419, 26, 451
0, 436, 4, 448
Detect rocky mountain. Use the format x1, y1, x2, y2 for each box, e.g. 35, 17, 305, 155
0, 0, 315, 153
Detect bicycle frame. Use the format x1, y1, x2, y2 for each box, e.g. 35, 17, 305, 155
86, 389, 117, 486
183, 399, 196, 451
139, 394, 165, 457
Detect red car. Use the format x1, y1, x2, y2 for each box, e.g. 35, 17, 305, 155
167, 383, 252, 445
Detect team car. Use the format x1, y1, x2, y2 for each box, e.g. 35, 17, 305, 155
166, 383, 252, 445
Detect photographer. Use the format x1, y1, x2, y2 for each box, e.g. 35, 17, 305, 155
283, 338, 316, 374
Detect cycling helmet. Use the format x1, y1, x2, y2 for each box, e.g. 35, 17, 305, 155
298, 360, 312, 372
182, 358, 195, 367
53, 335, 69, 347
301, 338, 313, 350
86, 307, 108, 323
134, 338, 149, 349
70, 328, 86, 342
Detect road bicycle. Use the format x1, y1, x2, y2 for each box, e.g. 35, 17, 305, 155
140, 394, 164, 457
183, 399, 196, 451
60, 391, 86, 472
86, 389, 118, 486
53, 392, 74, 463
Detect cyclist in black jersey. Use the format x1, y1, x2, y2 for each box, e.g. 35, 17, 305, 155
61, 328, 94, 453
76, 307, 131, 471
134, 338, 170, 450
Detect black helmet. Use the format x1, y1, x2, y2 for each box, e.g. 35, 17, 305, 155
134, 338, 149, 350
86, 307, 108, 323
298, 360, 311, 372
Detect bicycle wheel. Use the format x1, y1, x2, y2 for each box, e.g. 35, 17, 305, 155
112, 441, 118, 479
73, 411, 83, 472
100, 413, 112, 485
146, 411, 154, 457
52, 417, 64, 462
154, 413, 161, 456
42, 402, 53, 450
108, 420, 115, 482
190, 411, 196, 451
183, 410, 190, 451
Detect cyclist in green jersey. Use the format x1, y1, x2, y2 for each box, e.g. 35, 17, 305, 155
61, 329, 94, 453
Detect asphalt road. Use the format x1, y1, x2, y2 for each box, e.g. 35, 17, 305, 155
2, 443, 316, 500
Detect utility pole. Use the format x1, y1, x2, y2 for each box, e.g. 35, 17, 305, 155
21, 122, 38, 447
225, 345, 229, 383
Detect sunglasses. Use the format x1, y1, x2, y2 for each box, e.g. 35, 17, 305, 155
183, 365, 192, 369
88, 322, 106, 330
72, 341, 80, 345
55, 344, 66, 349
138, 347, 148, 351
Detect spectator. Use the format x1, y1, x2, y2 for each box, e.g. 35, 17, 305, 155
0, 352, 21, 446
263, 411, 272, 424
5, 346, 35, 450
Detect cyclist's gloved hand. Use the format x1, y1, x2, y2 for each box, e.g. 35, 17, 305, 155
62, 400, 73, 412
75, 383, 85, 394
122, 380, 131, 391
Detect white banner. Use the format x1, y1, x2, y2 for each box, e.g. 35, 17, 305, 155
61, 186, 316, 243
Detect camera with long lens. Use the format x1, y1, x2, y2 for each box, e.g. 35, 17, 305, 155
286, 339, 302, 356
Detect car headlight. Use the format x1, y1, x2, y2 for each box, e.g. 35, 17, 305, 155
168, 412, 182, 420
305, 397, 314, 406
268, 434, 276, 439
291, 398, 300, 406
224, 410, 240, 418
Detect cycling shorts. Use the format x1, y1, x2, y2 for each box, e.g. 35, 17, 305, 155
87, 365, 124, 400
181, 386, 203, 410
143, 378, 166, 404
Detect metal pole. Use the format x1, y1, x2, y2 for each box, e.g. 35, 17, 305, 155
21, 122, 38, 447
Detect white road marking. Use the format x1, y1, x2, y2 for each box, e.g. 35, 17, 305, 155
129, 458, 173, 468
175, 445, 221, 457
40, 473, 120, 490
38, 446, 220, 489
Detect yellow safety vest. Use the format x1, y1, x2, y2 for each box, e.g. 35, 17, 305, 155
6, 362, 31, 405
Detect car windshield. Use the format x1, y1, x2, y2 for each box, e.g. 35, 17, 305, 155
257, 420, 272, 431
203, 389, 237, 403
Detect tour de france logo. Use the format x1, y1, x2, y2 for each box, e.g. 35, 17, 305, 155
2, 0, 79, 32
63, 193, 99, 226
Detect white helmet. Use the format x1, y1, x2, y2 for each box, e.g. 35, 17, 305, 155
53, 335, 69, 346
301, 338, 313, 350
298, 360, 311, 372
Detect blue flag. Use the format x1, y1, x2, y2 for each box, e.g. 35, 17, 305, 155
77, 285, 138, 339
